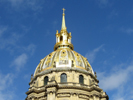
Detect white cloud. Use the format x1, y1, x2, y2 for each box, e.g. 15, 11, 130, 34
0, 26, 7, 37
8, 0, 23, 6
25, 44, 36, 55
0, 91, 14, 100
85, 45, 104, 63
98, 65, 133, 90
11, 53, 28, 71
18, 44, 36, 55
97, 62, 133, 100
0, 25, 36, 55
96, 0, 109, 7
0, 73, 14, 90
120, 28, 133, 34
0, 28, 22, 50
125, 28, 133, 34
98, 68, 130, 90
2, 0, 46, 11
0, 26, 36, 72
0, 72, 15, 100
111, 84, 133, 100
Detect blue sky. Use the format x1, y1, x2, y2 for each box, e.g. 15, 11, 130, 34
0, 0, 133, 100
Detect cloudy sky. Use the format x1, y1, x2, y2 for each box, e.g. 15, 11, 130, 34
0, 0, 133, 100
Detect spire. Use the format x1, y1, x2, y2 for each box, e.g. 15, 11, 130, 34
61, 8, 67, 30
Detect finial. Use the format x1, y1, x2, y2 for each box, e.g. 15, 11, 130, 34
61, 8, 67, 31
62, 8, 65, 14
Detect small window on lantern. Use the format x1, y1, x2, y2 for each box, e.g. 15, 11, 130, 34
60, 36, 63, 41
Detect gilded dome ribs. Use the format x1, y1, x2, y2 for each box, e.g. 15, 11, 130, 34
34, 49, 94, 76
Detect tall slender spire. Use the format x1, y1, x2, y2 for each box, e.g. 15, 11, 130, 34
61, 8, 67, 30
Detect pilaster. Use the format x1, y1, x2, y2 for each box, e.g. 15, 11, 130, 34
46, 80, 57, 100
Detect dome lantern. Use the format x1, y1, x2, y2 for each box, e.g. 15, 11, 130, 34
54, 8, 74, 51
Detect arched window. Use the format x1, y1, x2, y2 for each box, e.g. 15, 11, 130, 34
79, 75, 84, 84
44, 76, 48, 85
61, 73, 67, 83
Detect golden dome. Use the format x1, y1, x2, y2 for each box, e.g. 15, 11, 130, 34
34, 8, 94, 76
34, 48, 94, 76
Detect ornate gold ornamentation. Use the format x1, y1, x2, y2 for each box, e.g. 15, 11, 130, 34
59, 49, 68, 64
76, 54, 82, 66
86, 58, 91, 67
61, 49, 67, 57
45, 54, 52, 66
60, 50, 67, 60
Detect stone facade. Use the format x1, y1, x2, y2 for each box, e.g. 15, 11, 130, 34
26, 68, 108, 100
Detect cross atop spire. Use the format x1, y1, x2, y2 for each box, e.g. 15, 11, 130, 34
62, 8, 65, 14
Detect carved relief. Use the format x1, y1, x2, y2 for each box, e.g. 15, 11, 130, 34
59, 50, 68, 65
76, 54, 82, 66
